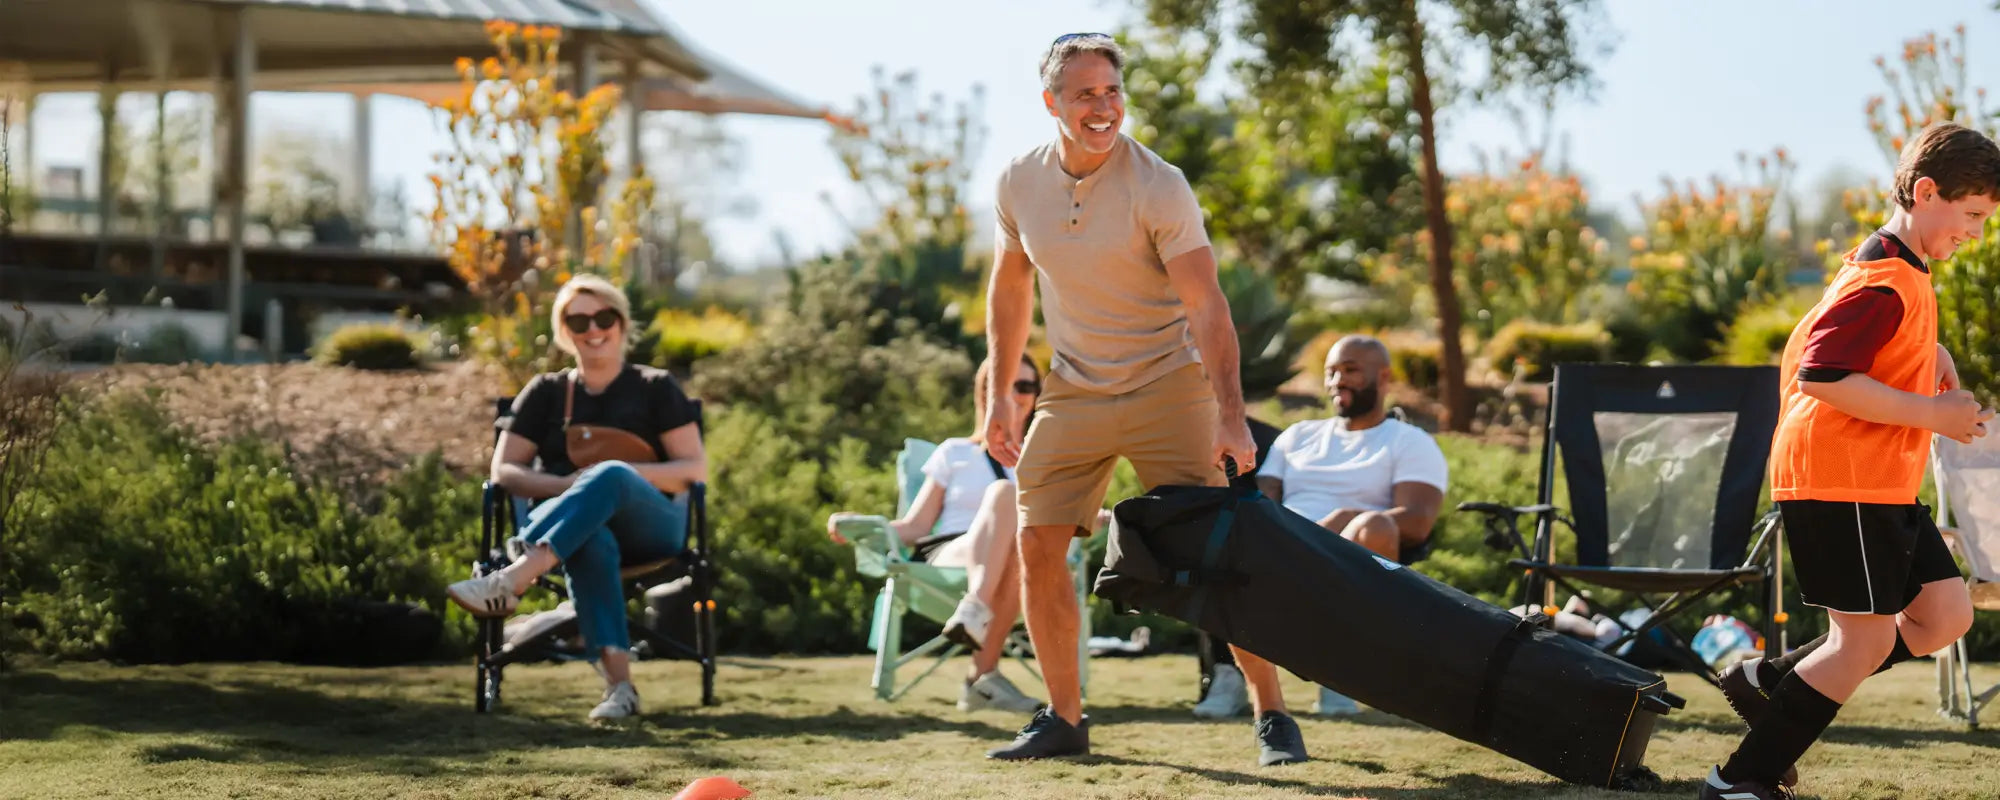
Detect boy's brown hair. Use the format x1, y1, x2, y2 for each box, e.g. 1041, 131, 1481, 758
1894, 122, 2000, 209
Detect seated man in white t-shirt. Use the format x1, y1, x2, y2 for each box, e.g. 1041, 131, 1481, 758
1242, 335, 1448, 716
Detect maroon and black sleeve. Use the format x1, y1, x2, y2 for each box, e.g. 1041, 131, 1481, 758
1797, 287, 1904, 383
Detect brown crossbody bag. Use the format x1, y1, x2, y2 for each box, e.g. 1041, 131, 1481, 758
563, 370, 658, 469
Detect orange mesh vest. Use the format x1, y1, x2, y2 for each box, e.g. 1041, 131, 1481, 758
1770, 250, 1937, 503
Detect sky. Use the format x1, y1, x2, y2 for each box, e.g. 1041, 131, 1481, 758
11, 0, 2000, 269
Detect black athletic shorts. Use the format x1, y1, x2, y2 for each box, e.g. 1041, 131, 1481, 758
1779, 500, 1962, 615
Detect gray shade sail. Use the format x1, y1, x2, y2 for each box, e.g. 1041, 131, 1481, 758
0, 0, 707, 86
2, 0, 842, 124
312, 44, 841, 121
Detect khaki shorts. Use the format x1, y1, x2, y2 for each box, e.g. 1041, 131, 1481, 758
1016, 361, 1224, 532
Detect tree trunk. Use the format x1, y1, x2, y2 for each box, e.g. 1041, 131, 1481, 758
1403, 3, 1473, 432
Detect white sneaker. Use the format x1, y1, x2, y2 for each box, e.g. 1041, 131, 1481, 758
589, 681, 641, 720
959, 671, 1043, 713
1313, 685, 1361, 716
445, 571, 520, 618
1194, 664, 1250, 719
942, 596, 992, 650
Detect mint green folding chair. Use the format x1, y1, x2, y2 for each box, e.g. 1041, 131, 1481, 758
837, 437, 1093, 702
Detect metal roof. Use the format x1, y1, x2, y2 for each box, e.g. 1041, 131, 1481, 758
0, 0, 706, 86
195, 0, 659, 34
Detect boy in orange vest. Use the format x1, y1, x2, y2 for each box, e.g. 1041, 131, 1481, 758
1701, 122, 2000, 800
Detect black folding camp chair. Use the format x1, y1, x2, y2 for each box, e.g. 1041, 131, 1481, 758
1459, 364, 1786, 687
471, 397, 718, 712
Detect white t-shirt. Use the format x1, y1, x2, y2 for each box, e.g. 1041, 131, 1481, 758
921, 437, 1014, 535
1257, 417, 1449, 523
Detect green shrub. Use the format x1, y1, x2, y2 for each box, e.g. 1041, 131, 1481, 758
647, 306, 752, 373
127, 322, 206, 364
3, 391, 479, 663
63, 331, 122, 363
1721, 292, 1814, 367
693, 260, 971, 464
1416, 434, 1551, 606
1390, 340, 1442, 391
1937, 222, 2000, 407
314, 324, 423, 370
1484, 320, 1611, 382
691, 259, 974, 653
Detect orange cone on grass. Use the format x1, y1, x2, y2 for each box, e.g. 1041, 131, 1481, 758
672, 776, 750, 800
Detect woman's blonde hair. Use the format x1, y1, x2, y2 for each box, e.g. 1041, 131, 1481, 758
550, 274, 634, 356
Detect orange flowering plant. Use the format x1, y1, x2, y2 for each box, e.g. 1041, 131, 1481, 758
1624, 149, 1797, 362
1368, 153, 1609, 352
427, 20, 653, 393
1846, 27, 2000, 402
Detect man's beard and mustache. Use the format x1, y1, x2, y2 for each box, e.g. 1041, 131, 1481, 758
1335, 381, 1381, 419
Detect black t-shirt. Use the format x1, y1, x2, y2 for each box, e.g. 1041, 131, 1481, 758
500, 364, 698, 477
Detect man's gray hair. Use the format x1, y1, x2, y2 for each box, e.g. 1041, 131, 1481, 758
1040, 35, 1126, 94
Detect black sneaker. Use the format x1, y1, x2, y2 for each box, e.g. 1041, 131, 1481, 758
1254, 710, 1309, 766
1717, 658, 1771, 727
1716, 659, 1797, 787
986, 707, 1089, 760
1697, 765, 1793, 800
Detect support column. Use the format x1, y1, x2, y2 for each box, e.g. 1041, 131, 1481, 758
138, 0, 175, 280
96, 66, 121, 273
621, 58, 644, 283
566, 35, 598, 259
350, 92, 371, 240
18, 92, 34, 204
214, 8, 255, 362
151, 85, 172, 281
622, 59, 642, 184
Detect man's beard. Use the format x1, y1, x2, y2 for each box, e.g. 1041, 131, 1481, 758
1336, 382, 1381, 419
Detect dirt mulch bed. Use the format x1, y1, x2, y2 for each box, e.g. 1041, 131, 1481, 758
85, 360, 511, 482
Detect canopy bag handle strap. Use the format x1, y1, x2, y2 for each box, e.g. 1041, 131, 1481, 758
1180, 457, 1256, 621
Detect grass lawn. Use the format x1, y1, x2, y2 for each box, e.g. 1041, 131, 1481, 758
2, 654, 1996, 799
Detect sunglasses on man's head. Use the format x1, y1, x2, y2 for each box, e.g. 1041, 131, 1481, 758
1013, 379, 1041, 395
1051, 32, 1113, 46
562, 308, 623, 334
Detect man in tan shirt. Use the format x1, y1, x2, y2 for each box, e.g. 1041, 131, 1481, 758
983, 33, 1300, 766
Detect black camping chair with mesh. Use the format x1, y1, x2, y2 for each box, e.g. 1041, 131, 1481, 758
470, 397, 718, 712
1458, 364, 1786, 687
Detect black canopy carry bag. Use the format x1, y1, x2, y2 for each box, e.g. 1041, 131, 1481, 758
1094, 482, 1681, 790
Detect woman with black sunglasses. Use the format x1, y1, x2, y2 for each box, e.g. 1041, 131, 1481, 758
827, 353, 1099, 713
446, 274, 707, 721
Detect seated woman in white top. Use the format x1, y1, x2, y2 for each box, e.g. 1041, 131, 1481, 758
826, 353, 1049, 713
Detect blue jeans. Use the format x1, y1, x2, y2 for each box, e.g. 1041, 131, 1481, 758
517, 461, 687, 654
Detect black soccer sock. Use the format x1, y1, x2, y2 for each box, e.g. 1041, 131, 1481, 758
1757, 630, 1911, 687
1758, 634, 1827, 688
1720, 671, 1842, 785
1872, 632, 1914, 675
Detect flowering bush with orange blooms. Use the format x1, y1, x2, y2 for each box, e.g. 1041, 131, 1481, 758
1368, 154, 1616, 368
1368, 154, 1609, 358
1452, 156, 1609, 338
1842, 26, 2000, 403
1623, 149, 1797, 362
427, 20, 653, 393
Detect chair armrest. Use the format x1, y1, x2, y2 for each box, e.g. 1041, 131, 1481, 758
1454, 502, 1560, 557
1456, 502, 1557, 516
835, 515, 907, 559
